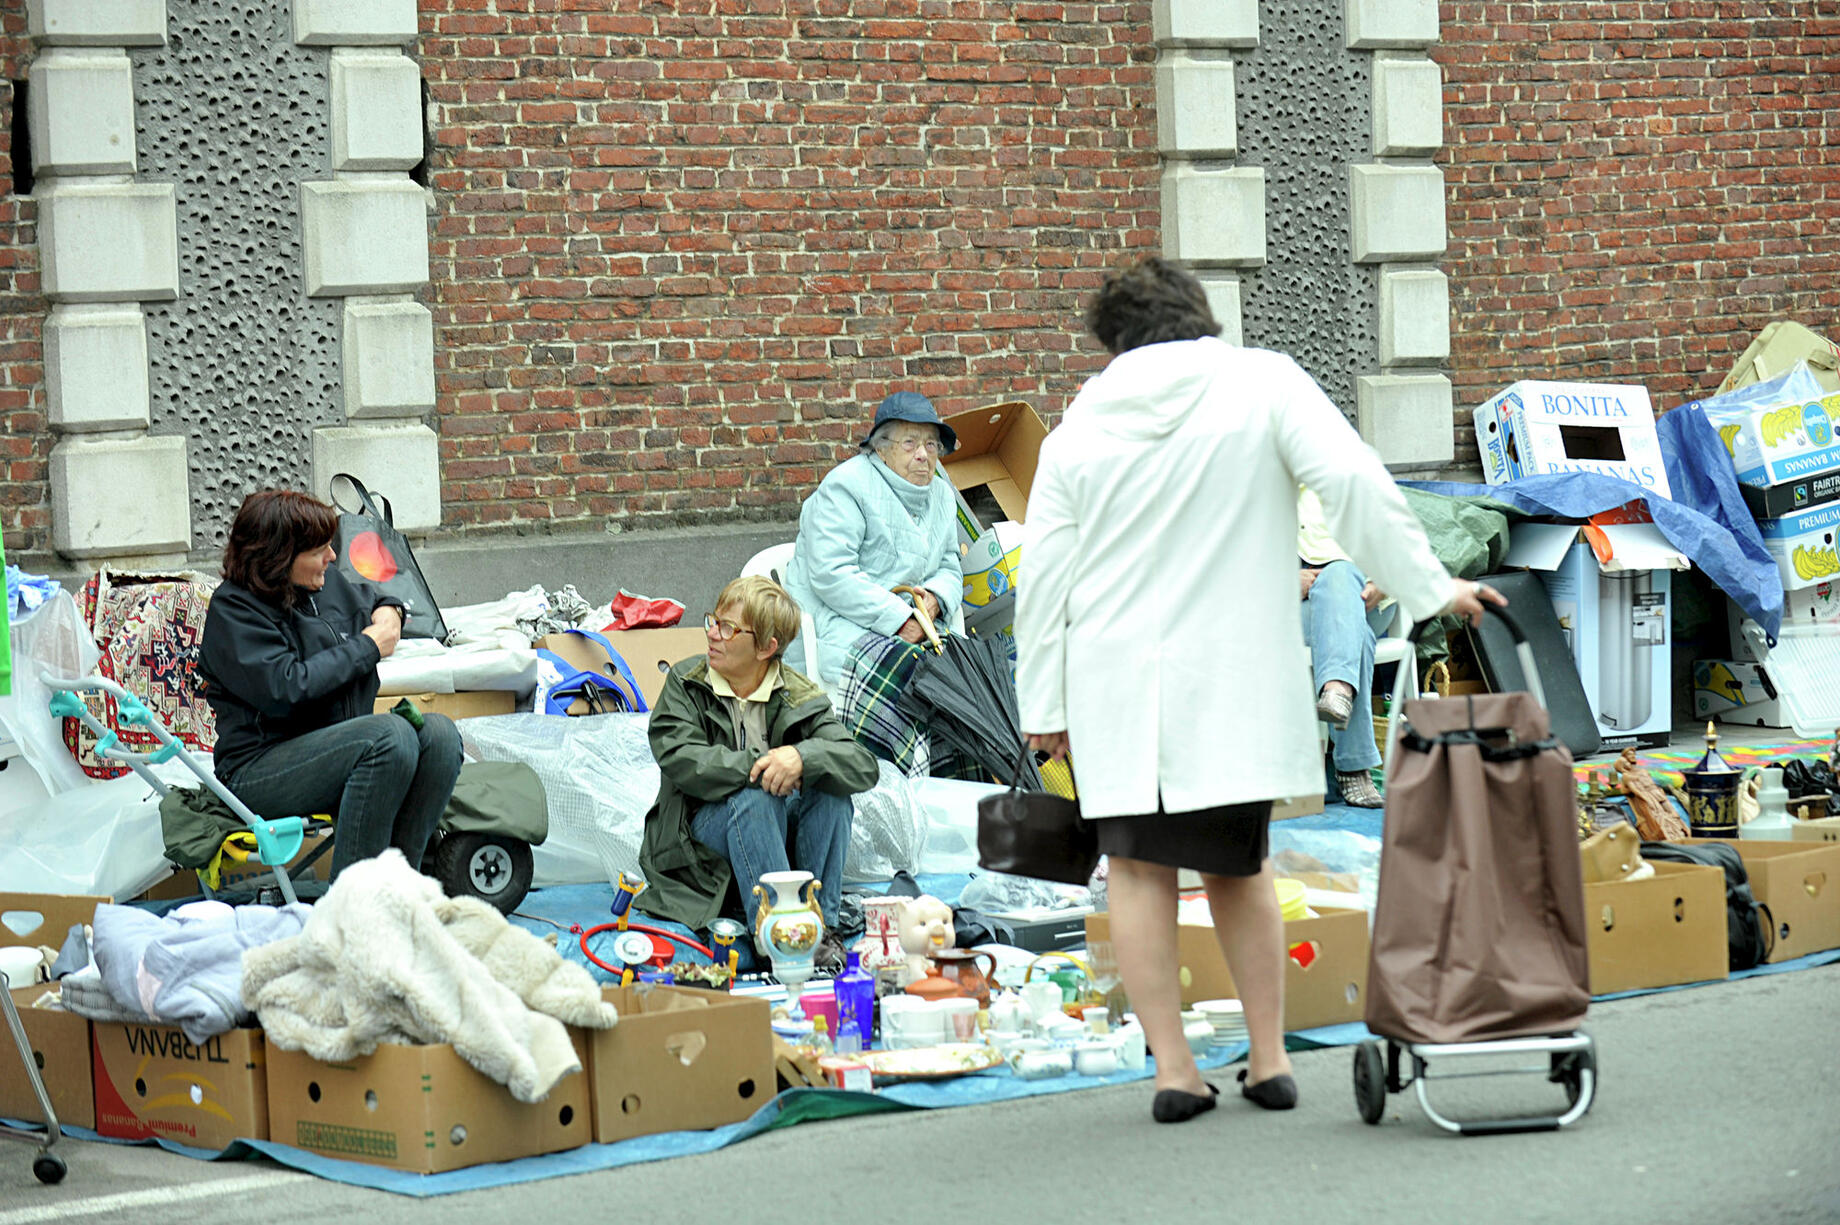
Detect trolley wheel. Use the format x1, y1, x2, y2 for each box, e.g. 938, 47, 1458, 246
33, 1152, 66, 1184
432, 833, 534, 914
1353, 1039, 1387, 1124
1550, 1045, 1597, 1108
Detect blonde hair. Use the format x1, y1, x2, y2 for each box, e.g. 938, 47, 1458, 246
715, 575, 801, 658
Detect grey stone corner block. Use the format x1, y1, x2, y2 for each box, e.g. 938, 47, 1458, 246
37, 182, 179, 303
1373, 56, 1444, 158
1378, 267, 1451, 367
343, 298, 437, 419
1346, 0, 1439, 50
331, 50, 425, 173
1196, 274, 1243, 347
46, 304, 150, 432
1356, 374, 1454, 467
50, 433, 191, 559
294, 0, 420, 47
27, 50, 137, 176
1349, 164, 1447, 264
1155, 53, 1237, 159
26, 0, 166, 46
300, 180, 431, 297
1153, 0, 1258, 48
311, 424, 442, 532
1161, 164, 1266, 268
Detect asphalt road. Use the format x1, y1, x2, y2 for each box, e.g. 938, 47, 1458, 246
4, 962, 1836, 1224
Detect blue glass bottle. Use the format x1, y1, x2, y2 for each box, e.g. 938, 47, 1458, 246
834, 950, 877, 1047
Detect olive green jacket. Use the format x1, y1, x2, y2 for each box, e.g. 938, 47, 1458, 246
637, 657, 879, 931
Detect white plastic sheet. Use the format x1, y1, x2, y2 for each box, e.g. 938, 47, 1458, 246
911, 776, 1005, 876
0, 589, 102, 796
845, 760, 928, 884
0, 774, 169, 900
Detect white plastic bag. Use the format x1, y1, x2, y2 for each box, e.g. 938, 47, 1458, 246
0, 775, 168, 899
911, 776, 1005, 876
0, 589, 102, 796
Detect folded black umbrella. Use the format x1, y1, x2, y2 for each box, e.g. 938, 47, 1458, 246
897, 630, 1043, 790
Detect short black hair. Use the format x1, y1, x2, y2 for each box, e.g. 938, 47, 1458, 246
1084, 257, 1221, 356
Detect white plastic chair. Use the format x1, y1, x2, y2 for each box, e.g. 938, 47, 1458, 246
740, 542, 828, 696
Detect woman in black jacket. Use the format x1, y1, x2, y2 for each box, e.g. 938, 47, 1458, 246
198, 490, 462, 880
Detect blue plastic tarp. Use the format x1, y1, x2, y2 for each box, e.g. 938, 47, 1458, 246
1404, 471, 1783, 640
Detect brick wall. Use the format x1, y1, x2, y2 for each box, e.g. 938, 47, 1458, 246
1438, 2, 1840, 468
0, 0, 46, 557
420, 0, 1159, 533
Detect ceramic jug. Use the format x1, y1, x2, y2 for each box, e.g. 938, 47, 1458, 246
927, 948, 999, 1009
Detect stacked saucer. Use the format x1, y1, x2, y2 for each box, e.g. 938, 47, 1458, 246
1193, 998, 1247, 1047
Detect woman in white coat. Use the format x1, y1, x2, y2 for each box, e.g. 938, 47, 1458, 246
1017, 259, 1502, 1123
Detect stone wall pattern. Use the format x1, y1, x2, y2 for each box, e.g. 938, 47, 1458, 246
1436, 2, 1840, 470
0, 0, 49, 555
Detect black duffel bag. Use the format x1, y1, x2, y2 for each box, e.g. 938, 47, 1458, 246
1640, 840, 1773, 971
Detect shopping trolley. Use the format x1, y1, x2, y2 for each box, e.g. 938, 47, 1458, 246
1, 970, 66, 1183
1354, 606, 1598, 1134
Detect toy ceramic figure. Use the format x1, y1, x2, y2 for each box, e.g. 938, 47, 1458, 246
893, 894, 955, 986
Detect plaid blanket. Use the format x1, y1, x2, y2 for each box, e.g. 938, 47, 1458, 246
835, 632, 982, 781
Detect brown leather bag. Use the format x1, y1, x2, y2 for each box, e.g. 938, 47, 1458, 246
1365, 611, 1590, 1045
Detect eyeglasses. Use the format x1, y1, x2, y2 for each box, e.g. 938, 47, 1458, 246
893, 438, 942, 457
703, 613, 756, 642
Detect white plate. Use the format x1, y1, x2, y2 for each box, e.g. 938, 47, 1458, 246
856, 1044, 1005, 1081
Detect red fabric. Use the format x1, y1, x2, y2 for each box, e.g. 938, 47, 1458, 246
602, 589, 685, 631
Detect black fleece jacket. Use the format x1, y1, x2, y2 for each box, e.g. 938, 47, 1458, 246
198, 568, 402, 783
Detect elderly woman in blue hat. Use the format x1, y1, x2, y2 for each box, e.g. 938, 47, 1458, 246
782, 392, 970, 775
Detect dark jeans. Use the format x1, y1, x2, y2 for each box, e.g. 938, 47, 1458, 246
691, 787, 853, 934
223, 713, 464, 880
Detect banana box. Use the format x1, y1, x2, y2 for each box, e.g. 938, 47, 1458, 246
1758, 501, 1840, 592
1689, 363, 1840, 494
961, 523, 1021, 609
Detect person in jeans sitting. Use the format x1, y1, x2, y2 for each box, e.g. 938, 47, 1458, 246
638, 576, 879, 965
199, 489, 463, 880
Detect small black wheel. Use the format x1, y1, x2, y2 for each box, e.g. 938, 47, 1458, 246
1353, 1040, 1387, 1124
33, 1152, 67, 1184
1550, 1045, 1598, 1108
432, 833, 534, 913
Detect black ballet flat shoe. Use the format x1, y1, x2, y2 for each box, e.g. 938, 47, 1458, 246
1237, 1069, 1299, 1110
1151, 1083, 1220, 1124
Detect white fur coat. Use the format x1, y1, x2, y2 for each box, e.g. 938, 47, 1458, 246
241, 849, 619, 1102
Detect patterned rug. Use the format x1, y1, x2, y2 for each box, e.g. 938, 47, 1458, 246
1573, 738, 1833, 790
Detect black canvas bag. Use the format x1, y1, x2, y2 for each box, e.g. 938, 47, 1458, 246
330, 473, 450, 643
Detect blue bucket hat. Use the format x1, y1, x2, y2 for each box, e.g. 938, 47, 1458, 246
862, 391, 958, 455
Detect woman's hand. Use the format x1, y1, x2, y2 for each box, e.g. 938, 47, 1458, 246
1444, 579, 1508, 627
896, 617, 926, 645
1027, 731, 1070, 762
1361, 581, 1385, 611
362, 607, 403, 659
751, 746, 804, 796
1299, 568, 1320, 599
918, 589, 941, 620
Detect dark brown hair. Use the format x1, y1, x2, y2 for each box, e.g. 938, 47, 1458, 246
222, 490, 339, 607
1084, 257, 1221, 356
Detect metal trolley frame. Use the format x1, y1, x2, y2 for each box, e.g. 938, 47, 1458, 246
1, 970, 66, 1183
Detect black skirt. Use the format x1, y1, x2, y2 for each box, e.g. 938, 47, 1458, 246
1093, 801, 1273, 877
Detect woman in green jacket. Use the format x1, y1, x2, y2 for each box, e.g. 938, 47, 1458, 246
637, 577, 879, 958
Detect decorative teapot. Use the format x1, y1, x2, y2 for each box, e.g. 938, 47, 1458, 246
927, 948, 998, 1009
903, 964, 965, 1004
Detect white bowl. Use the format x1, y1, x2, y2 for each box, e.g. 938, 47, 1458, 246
1193, 998, 1243, 1016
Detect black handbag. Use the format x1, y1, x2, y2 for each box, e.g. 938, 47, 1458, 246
330, 473, 450, 643
976, 750, 1098, 886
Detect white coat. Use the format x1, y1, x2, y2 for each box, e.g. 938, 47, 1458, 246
1016, 337, 1457, 819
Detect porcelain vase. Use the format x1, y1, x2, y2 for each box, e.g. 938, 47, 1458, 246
754, 869, 824, 1020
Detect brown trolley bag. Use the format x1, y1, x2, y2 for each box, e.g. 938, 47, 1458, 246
1364, 606, 1590, 1046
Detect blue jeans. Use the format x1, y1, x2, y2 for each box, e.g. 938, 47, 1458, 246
1300, 561, 1395, 774
223, 712, 464, 880
691, 787, 853, 931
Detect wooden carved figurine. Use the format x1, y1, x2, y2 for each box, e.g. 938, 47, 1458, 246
1614, 748, 1689, 841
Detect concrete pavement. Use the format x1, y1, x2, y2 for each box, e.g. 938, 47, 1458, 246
4, 962, 1835, 1224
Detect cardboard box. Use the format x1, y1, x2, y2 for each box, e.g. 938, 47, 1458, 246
1756, 501, 1840, 593
1718, 320, 1840, 397
962, 522, 1022, 610
1792, 816, 1840, 844
1688, 364, 1840, 492
1473, 380, 1671, 498
92, 1022, 268, 1149
1583, 860, 1729, 994
1691, 659, 1789, 728
372, 691, 517, 721
535, 626, 706, 713
940, 401, 1049, 549
0, 891, 105, 1129
1505, 522, 1685, 750
585, 984, 774, 1145
265, 1036, 591, 1173
1084, 906, 1369, 1032
1739, 468, 1840, 519
1686, 838, 1840, 963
